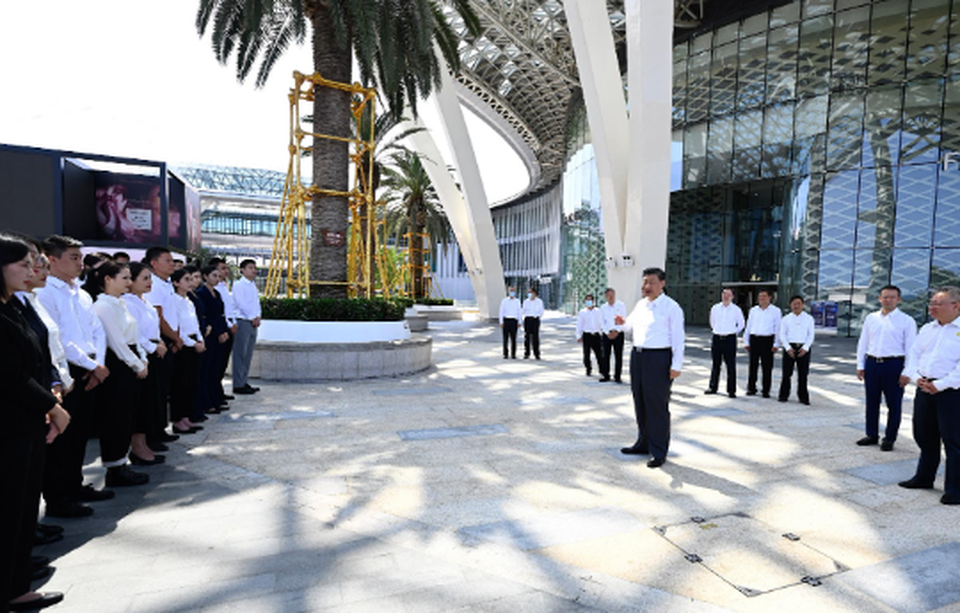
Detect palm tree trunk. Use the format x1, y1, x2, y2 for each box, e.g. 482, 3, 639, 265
310, 9, 351, 298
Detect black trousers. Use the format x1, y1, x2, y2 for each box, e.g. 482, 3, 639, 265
709, 334, 737, 394
779, 343, 811, 403
502, 319, 518, 358
601, 332, 624, 380
217, 331, 233, 400
151, 341, 176, 437
43, 363, 95, 505
523, 317, 541, 358
863, 356, 905, 442
747, 335, 775, 396
1, 422, 45, 601
136, 352, 163, 435
100, 348, 136, 465
196, 338, 224, 419
581, 332, 602, 374
911, 387, 960, 496
171, 346, 199, 422
629, 348, 673, 460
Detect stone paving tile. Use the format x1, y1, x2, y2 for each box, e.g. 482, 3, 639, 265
34, 321, 959, 612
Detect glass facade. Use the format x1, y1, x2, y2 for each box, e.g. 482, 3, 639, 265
666, 0, 960, 334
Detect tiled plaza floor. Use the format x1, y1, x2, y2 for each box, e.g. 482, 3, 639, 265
34, 315, 960, 612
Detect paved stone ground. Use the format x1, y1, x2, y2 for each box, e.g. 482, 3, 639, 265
34, 315, 960, 613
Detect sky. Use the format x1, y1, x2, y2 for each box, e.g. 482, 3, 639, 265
0, 1, 529, 204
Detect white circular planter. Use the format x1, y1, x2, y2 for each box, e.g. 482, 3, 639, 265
250, 319, 429, 381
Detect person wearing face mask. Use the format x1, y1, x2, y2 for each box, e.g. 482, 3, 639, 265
576, 294, 604, 377
499, 286, 521, 359
521, 287, 544, 360
90, 261, 150, 487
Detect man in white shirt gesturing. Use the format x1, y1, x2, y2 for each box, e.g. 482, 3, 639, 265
778, 295, 815, 405
615, 268, 685, 468
855, 284, 917, 451
706, 288, 745, 398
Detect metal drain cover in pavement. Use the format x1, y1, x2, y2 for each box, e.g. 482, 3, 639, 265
655, 513, 846, 596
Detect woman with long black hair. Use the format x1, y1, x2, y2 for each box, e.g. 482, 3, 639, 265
195, 265, 229, 420
0, 233, 69, 611
89, 261, 150, 487
170, 267, 205, 434
123, 262, 167, 464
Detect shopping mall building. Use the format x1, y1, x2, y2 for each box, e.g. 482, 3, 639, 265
423, 0, 959, 337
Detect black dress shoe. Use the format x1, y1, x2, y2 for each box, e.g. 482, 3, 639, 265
524, 355, 530, 359
728, 392, 737, 398
778, 397, 788, 403
880, 440, 894, 451
9, 592, 64, 611
30, 556, 51, 569
105, 465, 150, 487
614, 378, 621, 383
941, 493, 960, 505
222, 394, 235, 400
129, 452, 166, 466
704, 389, 717, 395
762, 393, 771, 399
155, 432, 180, 443
620, 445, 649, 455
599, 377, 611, 382
74, 484, 115, 502
647, 457, 666, 468
31, 565, 53, 582
36, 524, 63, 536
192, 414, 209, 422
206, 407, 224, 414
172, 425, 201, 434
33, 530, 63, 546
233, 386, 256, 395
746, 391, 757, 396
856, 436, 879, 446
898, 478, 935, 489
148, 441, 169, 453
44, 502, 93, 519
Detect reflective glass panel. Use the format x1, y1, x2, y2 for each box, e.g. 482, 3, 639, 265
673, 60, 687, 128
942, 77, 960, 156
950, 0, 960, 70
797, 16, 834, 98
821, 170, 860, 249
687, 52, 711, 123
869, 0, 908, 86
708, 116, 734, 184
907, 0, 950, 80
935, 165, 960, 246
862, 86, 904, 168
743, 13, 769, 37
762, 102, 795, 178
711, 43, 739, 117
692, 31, 713, 56
717, 22, 739, 46
900, 80, 943, 165
894, 164, 937, 247
827, 93, 864, 170
931, 248, 960, 287
804, 0, 835, 18
816, 249, 854, 336
767, 25, 799, 103
771, 2, 801, 28
831, 7, 870, 91
890, 248, 932, 321
733, 110, 764, 181
793, 95, 829, 175
738, 34, 768, 110
684, 123, 708, 187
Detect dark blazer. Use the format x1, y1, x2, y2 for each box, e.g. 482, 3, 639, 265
196, 285, 228, 339
0, 300, 58, 441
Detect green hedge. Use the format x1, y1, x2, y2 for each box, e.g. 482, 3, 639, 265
416, 298, 455, 306
260, 297, 406, 321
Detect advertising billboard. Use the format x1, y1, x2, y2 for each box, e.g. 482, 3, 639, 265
94, 172, 163, 244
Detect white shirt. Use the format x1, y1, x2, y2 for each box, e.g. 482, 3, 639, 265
123, 293, 162, 355
35, 275, 101, 371
710, 302, 745, 336
217, 280, 238, 326
576, 307, 603, 338
144, 273, 176, 330
521, 297, 544, 318
232, 277, 262, 320
20, 292, 73, 390
79, 288, 107, 365
904, 316, 960, 390
600, 300, 627, 334
499, 296, 522, 323
779, 311, 815, 351
173, 294, 201, 347
856, 308, 918, 370
621, 293, 685, 371
94, 294, 147, 374
744, 304, 782, 347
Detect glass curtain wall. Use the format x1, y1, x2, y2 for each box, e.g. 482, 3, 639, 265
669, 0, 960, 335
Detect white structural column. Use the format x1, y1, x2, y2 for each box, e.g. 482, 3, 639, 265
564, 0, 674, 307
563, 0, 630, 261
409, 66, 506, 319
624, 0, 673, 279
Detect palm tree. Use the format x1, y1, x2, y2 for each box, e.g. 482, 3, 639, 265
381, 150, 452, 299
196, 0, 479, 298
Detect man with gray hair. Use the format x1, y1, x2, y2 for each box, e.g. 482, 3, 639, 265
899, 287, 960, 505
